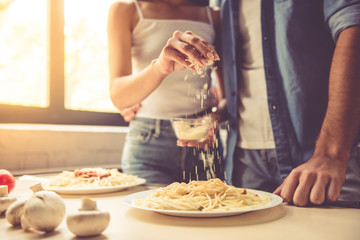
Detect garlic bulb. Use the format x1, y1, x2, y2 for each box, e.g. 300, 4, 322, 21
67, 198, 110, 237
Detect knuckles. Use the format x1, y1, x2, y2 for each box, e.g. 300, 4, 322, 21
163, 45, 173, 55
189, 36, 200, 45
201, 40, 210, 46
182, 43, 193, 51
173, 30, 183, 38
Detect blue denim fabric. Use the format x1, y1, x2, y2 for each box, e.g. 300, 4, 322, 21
232, 148, 282, 191
121, 117, 224, 184
220, 0, 360, 183
233, 147, 360, 200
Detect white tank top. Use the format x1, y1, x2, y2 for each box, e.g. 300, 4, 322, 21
132, 0, 216, 120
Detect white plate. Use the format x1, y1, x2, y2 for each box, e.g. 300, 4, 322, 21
124, 188, 283, 218
42, 177, 146, 195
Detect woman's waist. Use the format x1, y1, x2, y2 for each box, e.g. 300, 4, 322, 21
137, 95, 215, 118
136, 106, 213, 120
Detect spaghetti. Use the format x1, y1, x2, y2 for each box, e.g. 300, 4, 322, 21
47, 168, 138, 189
133, 178, 271, 211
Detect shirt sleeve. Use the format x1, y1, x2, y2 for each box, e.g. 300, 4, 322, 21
324, 0, 360, 42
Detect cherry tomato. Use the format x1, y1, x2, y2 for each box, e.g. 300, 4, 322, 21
0, 169, 15, 194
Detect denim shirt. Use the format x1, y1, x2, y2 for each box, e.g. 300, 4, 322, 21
220, 0, 360, 182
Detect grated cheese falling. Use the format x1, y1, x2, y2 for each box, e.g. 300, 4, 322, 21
186, 58, 214, 75
181, 57, 220, 182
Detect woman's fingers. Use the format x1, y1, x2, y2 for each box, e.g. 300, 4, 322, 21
157, 30, 220, 75
179, 31, 220, 60
161, 30, 219, 72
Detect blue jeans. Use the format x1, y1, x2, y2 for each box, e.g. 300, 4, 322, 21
233, 146, 360, 200
121, 117, 224, 184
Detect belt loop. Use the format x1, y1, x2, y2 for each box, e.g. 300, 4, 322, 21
153, 119, 161, 138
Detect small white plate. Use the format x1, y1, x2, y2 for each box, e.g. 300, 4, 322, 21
42, 177, 146, 195
124, 188, 283, 218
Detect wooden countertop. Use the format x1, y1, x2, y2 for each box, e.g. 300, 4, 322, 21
1, 174, 359, 240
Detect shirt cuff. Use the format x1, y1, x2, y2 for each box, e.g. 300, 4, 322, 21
328, 4, 360, 42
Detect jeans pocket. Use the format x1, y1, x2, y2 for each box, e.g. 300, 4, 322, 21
126, 128, 153, 144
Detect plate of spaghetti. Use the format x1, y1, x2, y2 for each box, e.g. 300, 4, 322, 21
42, 168, 146, 194
124, 178, 282, 217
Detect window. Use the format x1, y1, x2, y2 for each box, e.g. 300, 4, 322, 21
0, 0, 125, 126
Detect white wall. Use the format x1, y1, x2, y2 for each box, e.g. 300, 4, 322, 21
0, 124, 128, 175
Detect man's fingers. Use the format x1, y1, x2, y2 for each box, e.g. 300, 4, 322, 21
120, 103, 141, 122
128, 103, 141, 111
273, 181, 284, 196
121, 104, 140, 115
326, 176, 342, 202
177, 140, 187, 147
309, 174, 329, 205
177, 140, 209, 148
123, 112, 136, 122
177, 134, 214, 148
292, 171, 316, 206
280, 171, 300, 203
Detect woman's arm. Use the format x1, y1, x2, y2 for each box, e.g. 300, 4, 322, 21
177, 8, 226, 148
107, 2, 166, 111
107, 2, 219, 111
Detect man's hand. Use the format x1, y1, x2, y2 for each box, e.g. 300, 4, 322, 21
274, 27, 360, 207
119, 103, 141, 122
273, 154, 347, 207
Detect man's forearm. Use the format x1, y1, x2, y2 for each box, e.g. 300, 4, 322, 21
314, 26, 360, 161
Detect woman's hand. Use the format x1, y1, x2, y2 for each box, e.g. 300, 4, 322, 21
153, 30, 220, 75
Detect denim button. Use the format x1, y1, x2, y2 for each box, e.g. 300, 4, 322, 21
272, 104, 277, 111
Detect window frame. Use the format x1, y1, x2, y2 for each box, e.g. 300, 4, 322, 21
0, 0, 126, 126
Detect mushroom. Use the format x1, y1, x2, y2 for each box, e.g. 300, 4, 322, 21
0, 185, 16, 216
5, 199, 27, 226
67, 198, 110, 237
21, 183, 66, 232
